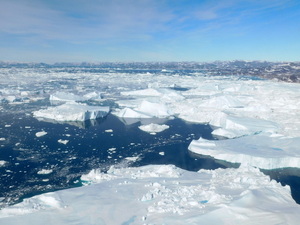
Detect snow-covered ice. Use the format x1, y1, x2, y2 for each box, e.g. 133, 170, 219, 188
0, 165, 299, 224
33, 102, 109, 121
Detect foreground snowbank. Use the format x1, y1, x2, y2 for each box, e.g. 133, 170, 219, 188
0, 164, 299, 224
33, 102, 109, 121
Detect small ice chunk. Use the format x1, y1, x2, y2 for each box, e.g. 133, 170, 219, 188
58, 139, 69, 145
139, 123, 169, 134
0, 160, 6, 167
37, 169, 53, 175
105, 129, 113, 133
125, 157, 139, 162
0, 138, 5, 141
35, 131, 47, 137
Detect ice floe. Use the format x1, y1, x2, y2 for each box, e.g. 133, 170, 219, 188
33, 102, 109, 121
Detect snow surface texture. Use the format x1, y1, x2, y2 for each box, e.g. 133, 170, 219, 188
0, 165, 299, 225
33, 102, 109, 121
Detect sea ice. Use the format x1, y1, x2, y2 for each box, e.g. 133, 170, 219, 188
33, 102, 109, 122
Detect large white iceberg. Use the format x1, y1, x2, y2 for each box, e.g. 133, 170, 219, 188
188, 134, 300, 169
114, 100, 173, 119
209, 112, 279, 138
0, 165, 299, 224
33, 102, 109, 121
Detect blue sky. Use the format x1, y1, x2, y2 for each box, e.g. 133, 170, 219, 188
0, 0, 300, 63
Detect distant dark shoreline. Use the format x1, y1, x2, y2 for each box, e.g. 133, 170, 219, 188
1, 60, 299, 83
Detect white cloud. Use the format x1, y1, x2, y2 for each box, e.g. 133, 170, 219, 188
0, 0, 174, 42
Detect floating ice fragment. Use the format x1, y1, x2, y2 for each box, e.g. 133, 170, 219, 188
37, 169, 53, 175
58, 139, 69, 145
35, 131, 47, 137
125, 157, 139, 162
139, 123, 169, 134
0, 160, 6, 167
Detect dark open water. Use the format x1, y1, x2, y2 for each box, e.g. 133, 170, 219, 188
0, 107, 225, 207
